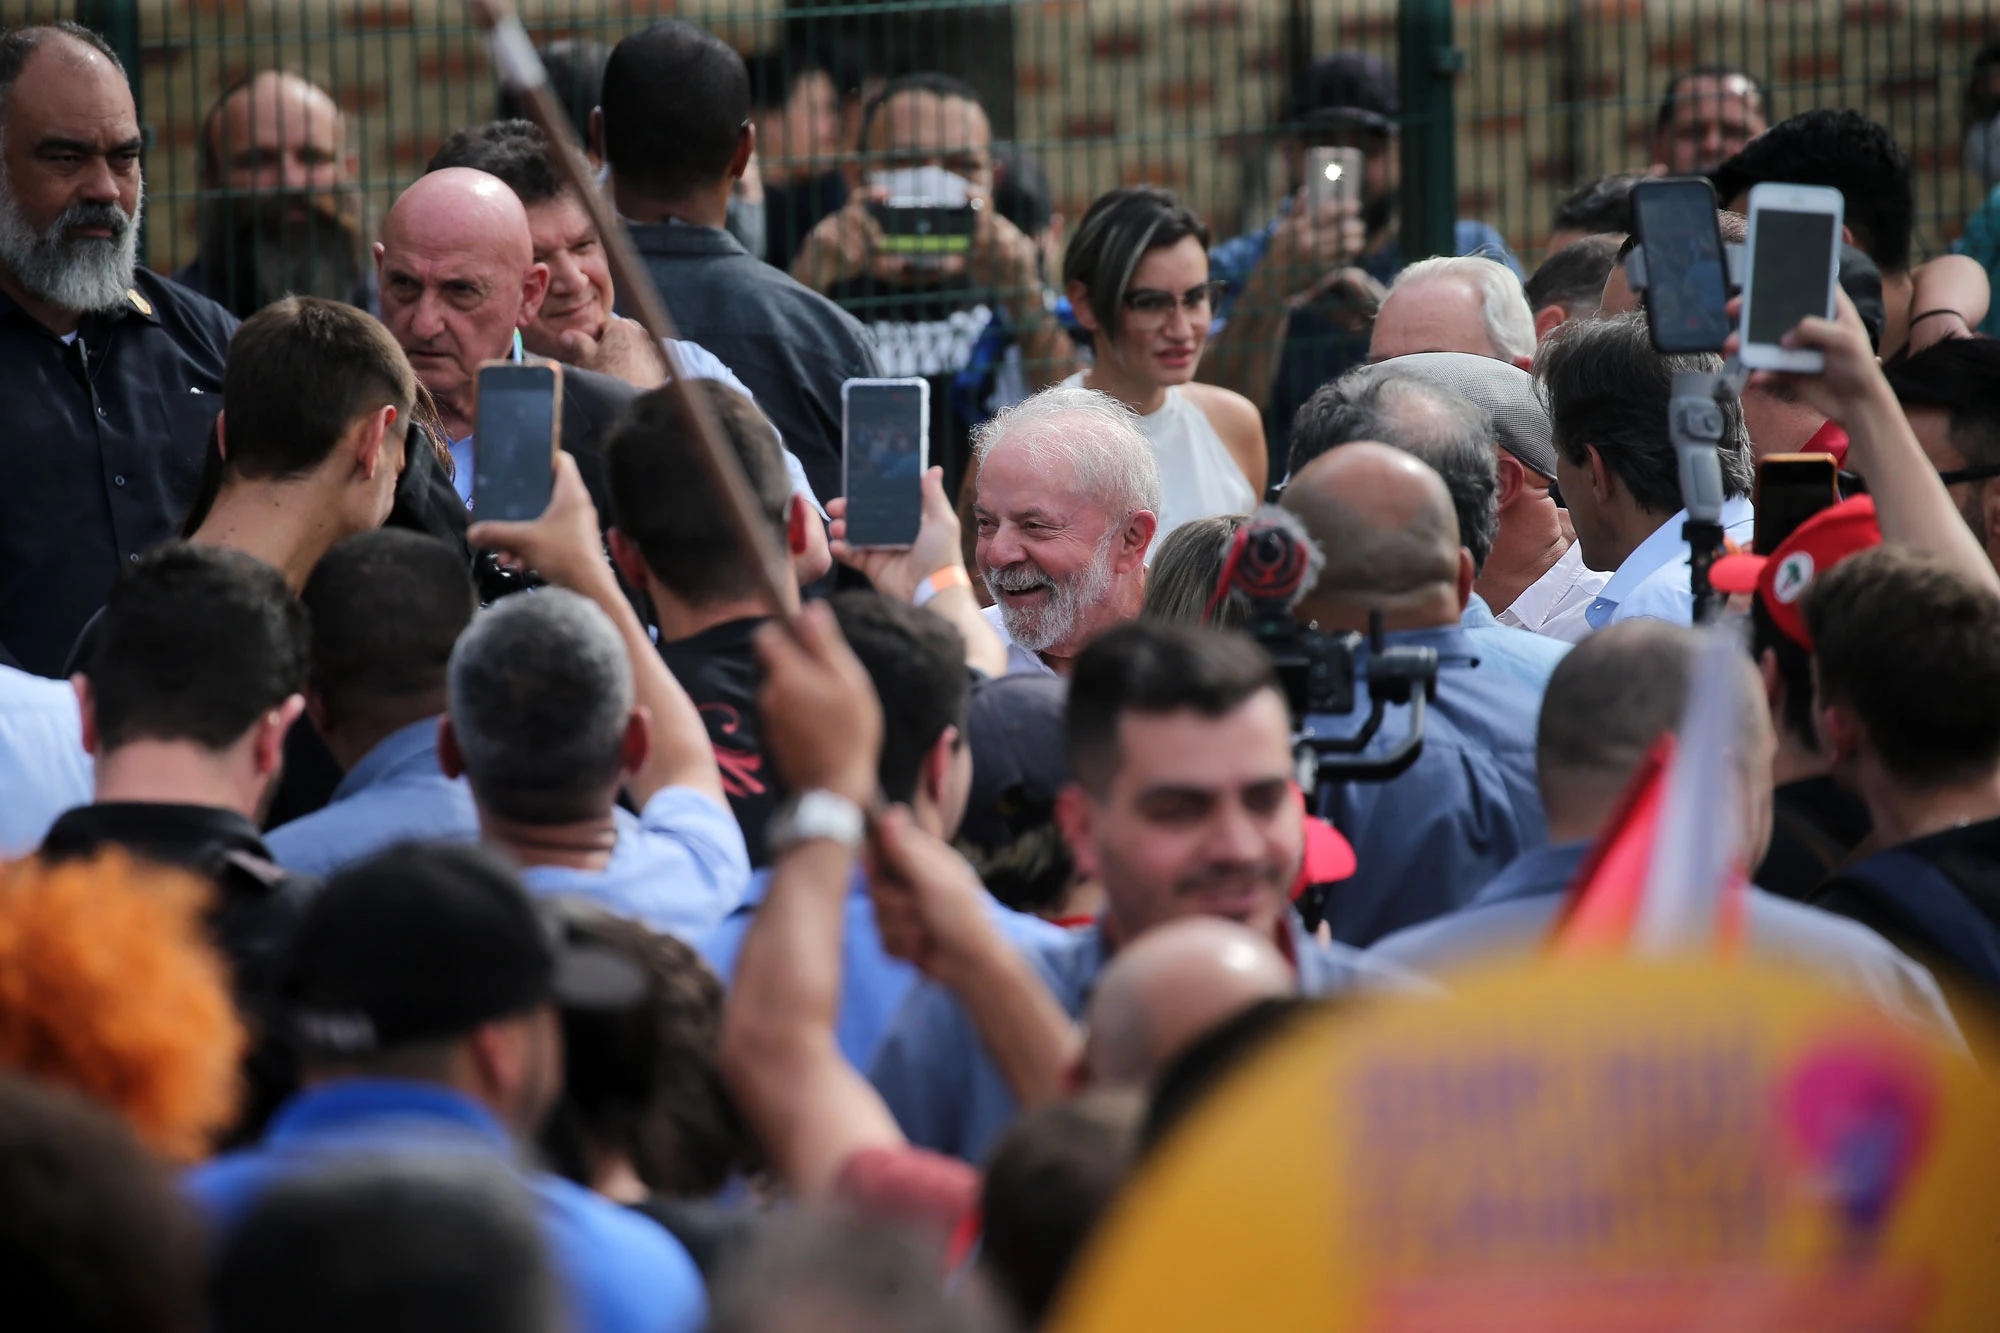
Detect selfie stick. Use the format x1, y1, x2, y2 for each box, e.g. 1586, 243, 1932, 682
1669, 371, 1730, 624
465, 0, 796, 621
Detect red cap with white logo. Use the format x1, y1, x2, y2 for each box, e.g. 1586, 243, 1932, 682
1709, 495, 1882, 649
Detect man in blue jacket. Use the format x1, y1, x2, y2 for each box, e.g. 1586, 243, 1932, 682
187, 842, 709, 1333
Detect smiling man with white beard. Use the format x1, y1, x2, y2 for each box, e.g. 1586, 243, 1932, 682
0, 23, 238, 679
971, 386, 1161, 676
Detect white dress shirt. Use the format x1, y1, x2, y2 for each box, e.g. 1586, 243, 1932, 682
1494, 541, 1610, 643
981, 604, 1057, 678
1585, 495, 1756, 631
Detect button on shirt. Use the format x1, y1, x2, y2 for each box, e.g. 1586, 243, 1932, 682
1584, 495, 1756, 631
1367, 841, 1961, 1040
1312, 623, 1548, 946
1494, 541, 1609, 643
700, 864, 1074, 1072
519, 788, 751, 940
980, 603, 1057, 678
1460, 594, 1570, 695
263, 717, 479, 877
0, 271, 235, 676
186, 1080, 707, 1333
0, 665, 92, 857
870, 914, 1423, 1163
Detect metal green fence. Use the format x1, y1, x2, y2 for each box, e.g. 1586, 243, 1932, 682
2, 0, 1993, 284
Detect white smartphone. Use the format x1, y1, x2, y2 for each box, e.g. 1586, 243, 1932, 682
841, 378, 930, 548
1738, 182, 1845, 374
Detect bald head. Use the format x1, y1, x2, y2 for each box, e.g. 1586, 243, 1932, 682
1281, 443, 1465, 621
375, 169, 549, 433
203, 71, 349, 197
1083, 917, 1294, 1091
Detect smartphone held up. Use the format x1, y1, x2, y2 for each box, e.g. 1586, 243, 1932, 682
473, 361, 562, 521
842, 378, 929, 549
1738, 183, 1845, 375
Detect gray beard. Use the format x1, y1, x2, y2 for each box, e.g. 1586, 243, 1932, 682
984, 538, 1118, 655
0, 168, 143, 314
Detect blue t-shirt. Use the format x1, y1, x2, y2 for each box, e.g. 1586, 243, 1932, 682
186, 1080, 707, 1333
264, 717, 479, 876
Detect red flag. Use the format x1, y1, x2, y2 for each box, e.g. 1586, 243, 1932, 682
1549, 735, 1676, 954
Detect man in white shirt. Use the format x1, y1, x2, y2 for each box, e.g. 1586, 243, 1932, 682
1537, 312, 1755, 629
972, 386, 1160, 677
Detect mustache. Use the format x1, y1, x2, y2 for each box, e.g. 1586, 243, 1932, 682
55, 199, 134, 241
984, 564, 1055, 594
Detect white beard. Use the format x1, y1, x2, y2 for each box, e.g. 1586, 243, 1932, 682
983, 536, 1118, 655
0, 163, 143, 313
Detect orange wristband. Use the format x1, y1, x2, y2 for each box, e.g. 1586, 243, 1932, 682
913, 565, 972, 607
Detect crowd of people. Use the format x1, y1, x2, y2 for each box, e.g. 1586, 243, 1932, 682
5, 13, 2000, 1331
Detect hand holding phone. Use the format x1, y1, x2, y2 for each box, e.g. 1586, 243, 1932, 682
1727, 288, 1886, 429
842, 378, 930, 548
1739, 183, 1845, 374
473, 361, 562, 521
1631, 178, 1731, 354
466, 449, 605, 592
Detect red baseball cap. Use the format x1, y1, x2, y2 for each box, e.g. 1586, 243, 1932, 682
1709, 495, 1882, 649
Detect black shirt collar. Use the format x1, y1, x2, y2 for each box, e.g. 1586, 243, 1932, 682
41, 801, 271, 869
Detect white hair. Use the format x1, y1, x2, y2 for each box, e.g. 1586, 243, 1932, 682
1389, 255, 1536, 364
971, 385, 1163, 522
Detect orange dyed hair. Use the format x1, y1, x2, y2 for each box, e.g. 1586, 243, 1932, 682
0, 852, 246, 1161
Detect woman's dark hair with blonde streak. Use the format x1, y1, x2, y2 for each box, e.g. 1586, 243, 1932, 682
1142, 515, 1250, 629
0, 852, 245, 1161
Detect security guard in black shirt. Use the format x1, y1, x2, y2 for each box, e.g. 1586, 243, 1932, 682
0, 24, 238, 676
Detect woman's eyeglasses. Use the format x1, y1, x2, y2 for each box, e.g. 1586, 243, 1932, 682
1121, 279, 1229, 320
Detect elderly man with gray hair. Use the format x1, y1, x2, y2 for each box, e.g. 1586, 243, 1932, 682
440, 452, 750, 938
1292, 351, 1608, 644
1366, 255, 1538, 369
973, 385, 1164, 676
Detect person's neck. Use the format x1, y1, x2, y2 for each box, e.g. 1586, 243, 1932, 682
1038, 576, 1147, 675
1880, 268, 1915, 357
1857, 763, 2000, 847
1299, 586, 1461, 635
1477, 494, 1570, 615
0, 265, 84, 338
322, 695, 447, 773
1081, 359, 1169, 418
478, 806, 621, 872
93, 742, 257, 819
613, 179, 731, 230
431, 383, 476, 442
192, 477, 354, 590
586, 1142, 651, 1205
648, 572, 791, 644
1595, 504, 1677, 575
1771, 724, 1830, 790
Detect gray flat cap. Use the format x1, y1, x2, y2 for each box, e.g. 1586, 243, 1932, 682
1362, 351, 1558, 478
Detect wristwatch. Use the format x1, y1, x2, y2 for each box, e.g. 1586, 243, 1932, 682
766, 789, 867, 858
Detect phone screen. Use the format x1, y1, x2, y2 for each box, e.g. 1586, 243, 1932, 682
1753, 455, 1840, 555
1747, 209, 1841, 346
843, 380, 928, 548
1633, 181, 1730, 353
474, 364, 557, 522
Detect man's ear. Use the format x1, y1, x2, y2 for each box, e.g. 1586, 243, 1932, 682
1055, 783, 1101, 883
372, 240, 386, 271
520, 262, 551, 326
920, 724, 959, 812
785, 495, 811, 557
1494, 451, 1526, 510
351, 404, 396, 481
1453, 547, 1475, 612
729, 120, 755, 182
608, 526, 649, 589
1818, 699, 1862, 767
1584, 444, 1616, 505
619, 707, 653, 780
587, 107, 605, 168
73, 675, 99, 758
437, 716, 466, 779
1533, 303, 1568, 345
1841, 223, 1856, 249
1757, 646, 1784, 708
254, 695, 308, 778
1117, 509, 1159, 572
305, 682, 333, 738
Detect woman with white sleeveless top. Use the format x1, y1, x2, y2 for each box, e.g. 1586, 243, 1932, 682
1060, 187, 1266, 549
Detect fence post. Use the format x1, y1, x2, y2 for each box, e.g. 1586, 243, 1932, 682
1397, 0, 1461, 264
79, 0, 145, 264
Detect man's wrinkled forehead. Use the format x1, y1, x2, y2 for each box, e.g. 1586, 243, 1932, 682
218, 74, 345, 152
1, 33, 138, 143
978, 436, 1098, 516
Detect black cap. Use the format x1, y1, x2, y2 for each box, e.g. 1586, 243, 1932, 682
285, 842, 645, 1057
961, 675, 1070, 853
1837, 243, 1887, 354
1285, 51, 1399, 135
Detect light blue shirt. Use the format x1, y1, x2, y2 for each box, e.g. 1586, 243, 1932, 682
869, 914, 1421, 1164
1584, 495, 1756, 630
264, 718, 478, 877
699, 864, 1073, 1072
1312, 623, 1548, 946
521, 787, 750, 940
1460, 594, 1570, 696
0, 664, 92, 857
186, 1080, 706, 1333
1366, 841, 1960, 1039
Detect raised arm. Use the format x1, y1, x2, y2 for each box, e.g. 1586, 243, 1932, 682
721, 603, 904, 1197
1900, 254, 1991, 356
466, 452, 727, 808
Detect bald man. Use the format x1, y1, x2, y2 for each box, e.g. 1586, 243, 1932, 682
1082, 917, 1295, 1091
375, 167, 640, 519
1281, 444, 1548, 945
182, 70, 369, 317
1365, 621, 1957, 1039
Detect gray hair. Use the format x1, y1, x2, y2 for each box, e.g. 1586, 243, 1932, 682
1289, 370, 1500, 572
972, 384, 1163, 523
447, 589, 635, 823
1389, 254, 1537, 364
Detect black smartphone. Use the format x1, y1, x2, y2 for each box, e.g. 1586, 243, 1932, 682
842, 378, 929, 548
1753, 453, 1841, 555
1630, 178, 1731, 354
473, 361, 561, 522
